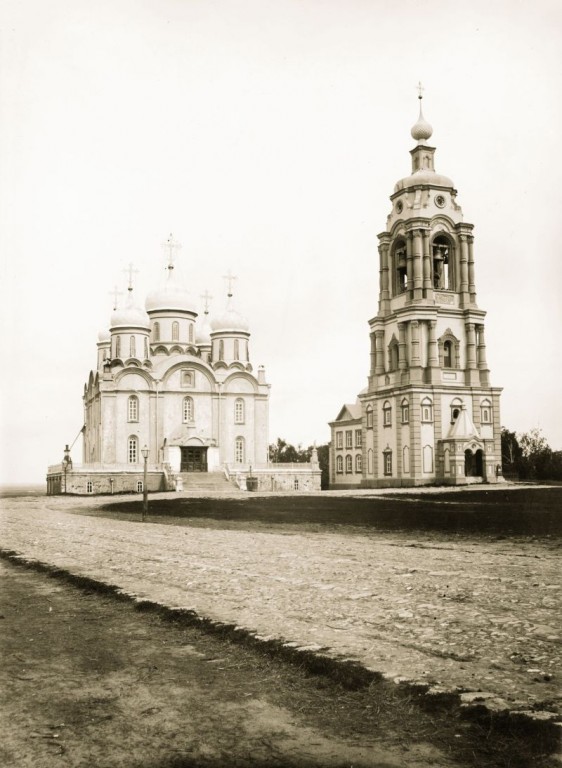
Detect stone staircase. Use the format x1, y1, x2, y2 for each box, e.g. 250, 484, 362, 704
176, 471, 243, 495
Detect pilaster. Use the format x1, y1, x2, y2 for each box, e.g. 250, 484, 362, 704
468, 236, 477, 304
465, 322, 479, 385
412, 229, 423, 300
398, 322, 408, 373
477, 324, 490, 386
406, 233, 414, 301
422, 230, 432, 297
375, 330, 385, 375
409, 320, 422, 383
459, 234, 469, 306
427, 319, 440, 384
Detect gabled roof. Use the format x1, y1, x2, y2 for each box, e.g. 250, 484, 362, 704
446, 404, 481, 441
333, 402, 362, 423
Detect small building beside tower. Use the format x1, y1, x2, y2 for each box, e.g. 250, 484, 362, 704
329, 92, 503, 488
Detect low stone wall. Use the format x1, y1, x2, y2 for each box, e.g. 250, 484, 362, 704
227, 464, 322, 492
46, 467, 168, 496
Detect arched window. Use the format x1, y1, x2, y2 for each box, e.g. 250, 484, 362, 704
144, 338, 148, 359
401, 398, 409, 424
421, 397, 433, 423
336, 455, 343, 473
128, 435, 138, 464
172, 321, 179, 341
153, 322, 160, 342
128, 395, 139, 422
388, 337, 399, 372
129, 335, 136, 357
234, 339, 240, 360
366, 405, 373, 429
355, 454, 362, 473
403, 445, 410, 474
234, 398, 245, 424
189, 323, 194, 343
367, 448, 373, 475
235, 437, 245, 464
115, 335, 121, 358
383, 401, 392, 426
182, 396, 194, 423
219, 340, 224, 361
480, 399, 492, 424
443, 340, 453, 368
383, 449, 392, 476
450, 398, 463, 424
432, 235, 453, 290
345, 455, 353, 473
294, 478, 299, 490
423, 445, 434, 473
137, 481, 143, 493
86, 481, 93, 493
393, 239, 408, 294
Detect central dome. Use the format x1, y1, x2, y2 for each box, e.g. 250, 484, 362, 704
110, 304, 150, 329
394, 169, 454, 193
210, 304, 249, 333
145, 276, 195, 314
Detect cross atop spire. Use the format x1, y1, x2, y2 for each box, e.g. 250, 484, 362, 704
200, 289, 213, 314
110, 286, 123, 311
223, 270, 237, 297
124, 263, 139, 294
162, 233, 182, 272
417, 81, 424, 100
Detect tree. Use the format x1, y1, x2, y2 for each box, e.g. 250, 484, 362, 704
268, 438, 331, 489
501, 428, 522, 478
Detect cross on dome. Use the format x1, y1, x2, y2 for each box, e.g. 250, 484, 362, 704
417, 81, 424, 100
200, 289, 213, 314
223, 270, 237, 298
110, 286, 123, 311
124, 263, 139, 293
162, 233, 182, 272
411, 81, 433, 143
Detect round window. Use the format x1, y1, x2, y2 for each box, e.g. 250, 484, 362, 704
435, 195, 446, 208
396, 200, 403, 213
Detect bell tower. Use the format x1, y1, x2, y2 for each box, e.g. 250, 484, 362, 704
329, 89, 503, 487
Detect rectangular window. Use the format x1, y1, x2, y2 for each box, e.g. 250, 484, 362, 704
355, 429, 362, 448
336, 432, 343, 449
345, 430, 353, 448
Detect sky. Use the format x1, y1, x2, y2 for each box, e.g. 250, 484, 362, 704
1, 0, 561, 484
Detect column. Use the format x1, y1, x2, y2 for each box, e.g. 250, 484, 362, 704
379, 242, 390, 313
468, 237, 476, 303
370, 332, 376, 375
465, 322, 478, 384
412, 230, 423, 300
427, 320, 439, 382
406, 233, 414, 301
374, 330, 385, 374
477, 324, 490, 385
410, 320, 422, 382
459, 234, 469, 299
422, 230, 432, 295
398, 322, 408, 371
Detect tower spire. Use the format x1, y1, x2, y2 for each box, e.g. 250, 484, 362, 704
411, 82, 433, 144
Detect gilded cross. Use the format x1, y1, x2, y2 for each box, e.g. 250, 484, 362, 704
110, 286, 123, 310
417, 81, 424, 100
162, 233, 182, 271
223, 270, 237, 297
124, 263, 139, 292
200, 289, 213, 313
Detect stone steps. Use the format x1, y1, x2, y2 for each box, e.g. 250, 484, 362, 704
177, 472, 240, 493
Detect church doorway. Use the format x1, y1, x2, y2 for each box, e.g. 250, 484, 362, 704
180, 447, 208, 472
464, 448, 483, 478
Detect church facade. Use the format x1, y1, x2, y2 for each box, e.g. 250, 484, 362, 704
329, 96, 503, 488
47, 244, 320, 495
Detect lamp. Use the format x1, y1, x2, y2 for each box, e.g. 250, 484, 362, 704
141, 445, 149, 521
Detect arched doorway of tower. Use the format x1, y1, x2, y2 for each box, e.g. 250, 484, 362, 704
464, 448, 483, 479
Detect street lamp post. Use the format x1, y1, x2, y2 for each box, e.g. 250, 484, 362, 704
141, 445, 149, 522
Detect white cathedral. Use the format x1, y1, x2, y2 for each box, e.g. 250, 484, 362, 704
47, 242, 321, 495
329, 94, 503, 488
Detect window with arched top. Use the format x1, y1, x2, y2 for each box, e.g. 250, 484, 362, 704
421, 397, 433, 423
355, 454, 362, 473
450, 398, 463, 424
366, 406, 373, 429
480, 398, 492, 424
439, 330, 460, 370
219, 340, 224, 361
393, 239, 408, 295
129, 335, 136, 357
182, 396, 194, 423
144, 338, 148, 359
432, 235, 454, 290
388, 337, 399, 372
189, 323, 194, 343
235, 437, 245, 464
172, 321, 179, 341
128, 435, 138, 464
128, 395, 139, 422
234, 398, 245, 424
383, 401, 392, 426
336, 455, 343, 474
401, 398, 409, 424
153, 322, 160, 342
383, 449, 392, 476
443, 340, 453, 368
345, 455, 353, 473
403, 445, 410, 474
234, 339, 240, 360
423, 445, 434, 473
115, 335, 121, 358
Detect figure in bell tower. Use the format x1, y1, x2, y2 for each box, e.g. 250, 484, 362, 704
329, 88, 503, 488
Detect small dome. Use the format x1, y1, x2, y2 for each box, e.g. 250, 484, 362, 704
145, 275, 195, 314
110, 304, 150, 330
210, 305, 249, 333
394, 170, 454, 193
97, 329, 111, 343
411, 104, 433, 143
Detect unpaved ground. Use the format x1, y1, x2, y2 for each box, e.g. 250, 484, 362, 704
0, 559, 558, 768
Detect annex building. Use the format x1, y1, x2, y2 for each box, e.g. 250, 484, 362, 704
47, 242, 320, 494
329, 95, 503, 488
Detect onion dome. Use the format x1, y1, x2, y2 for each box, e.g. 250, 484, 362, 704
145, 281, 195, 313
411, 100, 433, 143
110, 303, 150, 330
97, 329, 111, 343
196, 314, 212, 345
394, 170, 454, 193
210, 304, 249, 333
